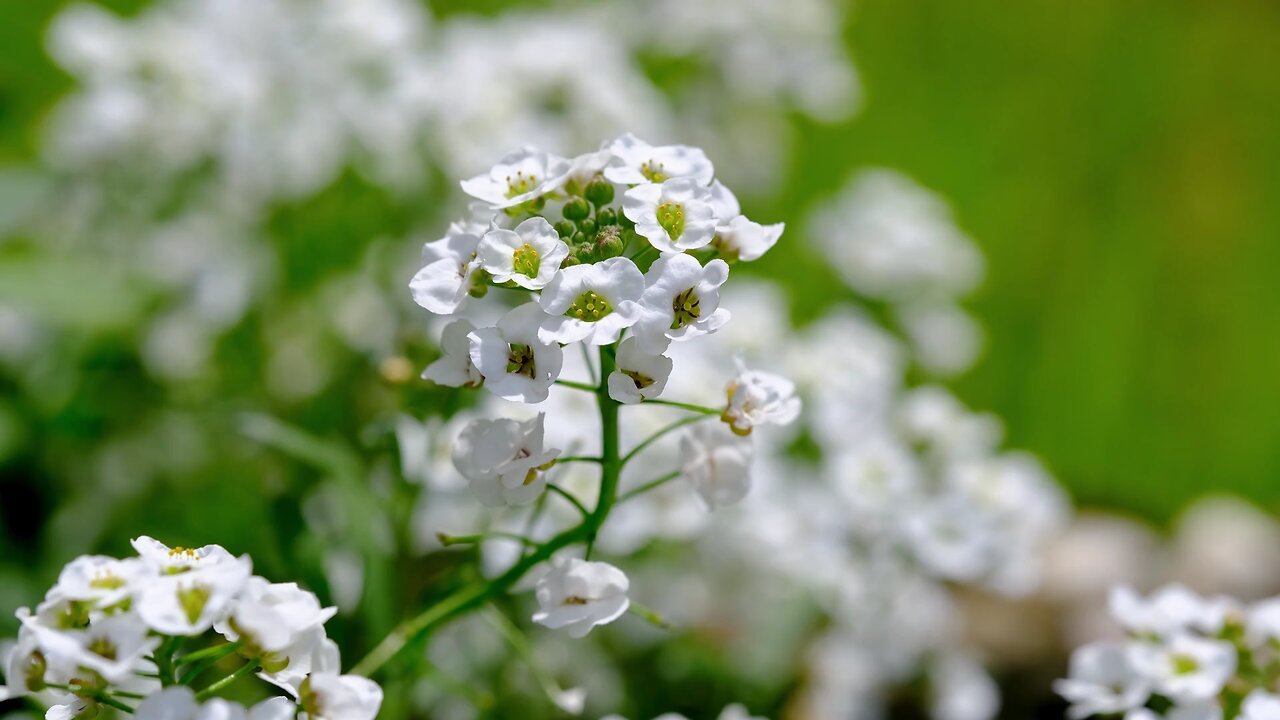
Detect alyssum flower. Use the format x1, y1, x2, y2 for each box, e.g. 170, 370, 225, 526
603, 133, 715, 186
461, 146, 572, 209
632, 253, 731, 353
623, 178, 718, 253
478, 216, 569, 290
721, 362, 802, 436
452, 413, 561, 506
469, 303, 564, 403
537, 256, 644, 346
607, 337, 673, 404
409, 227, 483, 315
532, 558, 630, 638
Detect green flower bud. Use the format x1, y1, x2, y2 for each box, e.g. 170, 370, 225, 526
578, 219, 597, 236
585, 178, 615, 207
561, 254, 582, 268
562, 197, 590, 222
468, 269, 491, 298
596, 208, 616, 226
553, 220, 576, 238
574, 244, 596, 264
595, 225, 625, 259
571, 231, 588, 246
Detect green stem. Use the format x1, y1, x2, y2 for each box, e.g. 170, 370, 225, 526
351, 346, 625, 678
436, 531, 536, 548
176, 641, 242, 667
628, 602, 673, 630
194, 661, 259, 701
556, 455, 601, 464
621, 414, 710, 466
546, 484, 589, 517
555, 379, 597, 392
641, 398, 721, 415
617, 469, 682, 503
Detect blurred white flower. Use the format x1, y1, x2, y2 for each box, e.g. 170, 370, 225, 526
300, 672, 383, 720
134, 547, 253, 636
134, 687, 294, 720
706, 181, 783, 262
607, 338, 673, 405
538, 257, 644, 345
422, 319, 483, 388
623, 179, 718, 253
469, 303, 563, 403
452, 413, 560, 507
25, 612, 158, 685
680, 422, 754, 509
477, 217, 569, 290
1109, 584, 1237, 638
216, 577, 337, 660
1241, 691, 1280, 720
532, 558, 630, 638
410, 229, 483, 316
1054, 641, 1151, 719
50, 555, 155, 610
1127, 634, 1236, 704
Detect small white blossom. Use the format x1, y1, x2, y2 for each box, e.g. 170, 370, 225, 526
24, 613, 158, 685
49, 555, 155, 610
721, 362, 801, 435
706, 181, 783, 262
0, 625, 46, 699
680, 422, 755, 509
1109, 584, 1237, 638
538, 257, 644, 345
1241, 691, 1280, 720
134, 687, 295, 720
216, 577, 337, 658
1128, 634, 1236, 704
422, 319, 482, 388
607, 337, 672, 404
633, 254, 731, 353
469, 303, 563, 403
452, 413, 560, 507
1053, 641, 1150, 719
460, 147, 572, 209
300, 672, 384, 720
477, 217, 569, 289
603, 133, 714, 186
133, 542, 253, 636
259, 628, 340, 699
408, 228, 483, 315
532, 558, 630, 638
623, 179, 718, 253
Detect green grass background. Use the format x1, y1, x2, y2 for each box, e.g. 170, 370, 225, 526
3, 0, 1279, 526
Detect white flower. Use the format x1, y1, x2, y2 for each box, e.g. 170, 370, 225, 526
25, 613, 158, 685
1110, 584, 1237, 638
538, 257, 644, 345
135, 553, 253, 636
1166, 702, 1225, 720
422, 319, 482, 388
1128, 634, 1236, 704
721, 362, 801, 435
460, 146, 572, 209
1241, 691, 1280, 720
131, 536, 237, 573
532, 558, 630, 638
216, 577, 337, 657
622, 178, 718, 253
300, 672, 383, 720
409, 229, 482, 315
680, 422, 754, 509
632, 254, 731, 353
477, 217, 569, 289
45, 699, 96, 720
134, 687, 295, 720
469, 303, 563, 403
706, 181, 783, 262
259, 628, 339, 699
0, 625, 47, 699
452, 413, 560, 507
49, 555, 155, 610
1053, 641, 1150, 719
607, 337, 672, 404
603, 133, 714, 186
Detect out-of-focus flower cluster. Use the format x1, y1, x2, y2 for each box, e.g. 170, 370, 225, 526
1058, 583, 1280, 720
0, 537, 379, 718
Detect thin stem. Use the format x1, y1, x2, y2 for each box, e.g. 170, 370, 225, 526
194, 661, 259, 701
580, 343, 598, 385
554, 379, 597, 392
621, 414, 711, 466
641, 398, 721, 415
176, 641, 242, 667
617, 470, 681, 503
546, 484, 589, 517
628, 602, 673, 630
556, 455, 601, 464
437, 531, 537, 548
483, 606, 576, 711
96, 694, 136, 714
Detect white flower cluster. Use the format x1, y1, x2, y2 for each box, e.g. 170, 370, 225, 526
807, 170, 987, 375
0, 537, 380, 719
1057, 584, 1280, 720
410, 135, 796, 647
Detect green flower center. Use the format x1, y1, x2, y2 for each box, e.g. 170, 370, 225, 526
567, 290, 613, 322
512, 243, 541, 278
656, 202, 685, 240
623, 369, 655, 389
506, 344, 536, 378
563, 596, 590, 606
505, 170, 538, 198
641, 160, 667, 183
177, 584, 211, 625
1171, 653, 1199, 675
24, 650, 47, 690
671, 288, 701, 329
88, 637, 117, 661
56, 601, 92, 629
90, 574, 126, 590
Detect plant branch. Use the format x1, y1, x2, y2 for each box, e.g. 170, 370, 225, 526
194, 661, 259, 701
546, 484, 589, 517
617, 470, 682, 503
554, 379, 597, 392
640, 398, 722, 415
621, 414, 711, 466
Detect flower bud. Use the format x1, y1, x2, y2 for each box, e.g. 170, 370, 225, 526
573, 244, 596, 264
585, 178, 615, 207
578, 219, 597, 236
571, 231, 588, 246
468, 269, 491, 298
554, 220, 576, 238
596, 208, 616, 226
594, 225, 625, 259
562, 197, 590, 222
561, 254, 582, 268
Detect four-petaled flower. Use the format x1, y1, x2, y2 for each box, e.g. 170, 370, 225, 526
721, 362, 802, 436
622, 178, 718, 253
478, 216, 569, 290
633, 253, 731, 353
469, 303, 564, 403
532, 558, 630, 638
460, 147, 572, 209
453, 413, 561, 507
538, 257, 645, 346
